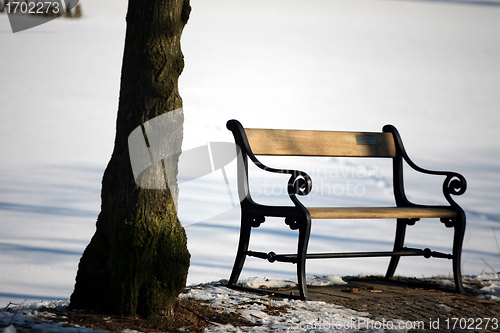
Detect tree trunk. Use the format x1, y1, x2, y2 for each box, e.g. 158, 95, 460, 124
69, 0, 191, 319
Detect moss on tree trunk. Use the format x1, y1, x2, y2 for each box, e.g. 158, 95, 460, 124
69, 0, 191, 319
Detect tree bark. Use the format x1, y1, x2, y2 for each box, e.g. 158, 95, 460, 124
69, 0, 191, 319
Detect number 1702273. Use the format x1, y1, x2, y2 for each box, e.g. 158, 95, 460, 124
5, 1, 62, 15
445, 318, 498, 330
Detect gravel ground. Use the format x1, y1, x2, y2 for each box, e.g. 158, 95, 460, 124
263, 276, 500, 332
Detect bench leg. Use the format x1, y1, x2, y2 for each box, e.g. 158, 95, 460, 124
452, 215, 466, 294
228, 217, 252, 286
296, 217, 311, 300
385, 218, 408, 279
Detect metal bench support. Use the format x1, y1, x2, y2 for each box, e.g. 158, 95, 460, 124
226, 120, 467, 299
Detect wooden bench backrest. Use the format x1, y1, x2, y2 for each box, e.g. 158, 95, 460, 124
245, 128, 397, 158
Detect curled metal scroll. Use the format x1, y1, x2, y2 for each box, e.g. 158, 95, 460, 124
444, 174, 467, 197
442, 174, 467, 210
287, 172, 312, 197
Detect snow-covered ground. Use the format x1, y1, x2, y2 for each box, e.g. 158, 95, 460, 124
1, 0, 500, 315
1, 274, 499, 333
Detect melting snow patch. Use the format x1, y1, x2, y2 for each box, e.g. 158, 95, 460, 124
433, 303, 453, 313
468, 272, 500, 300
1, 275, 499, 333
181, 283, 414, 332
238, 275, 347, 289
0, 300, 107, 333
1, 325, 16, 333
421, 273, 500, 300
422, 277, 456, 289
307, 275, 348, 286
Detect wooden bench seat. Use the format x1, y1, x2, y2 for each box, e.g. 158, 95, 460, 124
226, 119, 467, 300
307, 206, 458, 219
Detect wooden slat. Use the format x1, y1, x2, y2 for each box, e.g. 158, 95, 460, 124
245, 128, 397, 157
307, 207, 458, 219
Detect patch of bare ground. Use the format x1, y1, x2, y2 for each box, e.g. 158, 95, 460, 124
25, 298, 257, 333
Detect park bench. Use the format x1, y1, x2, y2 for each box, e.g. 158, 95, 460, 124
226, 119, 467, 300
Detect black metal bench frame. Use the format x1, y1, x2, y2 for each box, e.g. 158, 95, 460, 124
226, 119, 466, 300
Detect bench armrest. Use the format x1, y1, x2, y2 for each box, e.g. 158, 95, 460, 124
257, 163, 313, 198
383, 125, 467, 209
227, 120, 312, 202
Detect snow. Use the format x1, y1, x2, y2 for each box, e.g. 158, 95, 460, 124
239, 276, 347, 289
180, 283, 374, 332
1, 326, 16, 333
0, 275, 499, 332
469, 272, 500, 300
0, 285, 375, 333
1, 0, 500, 329
0, 300, 108, 333
433, 303, 453, 314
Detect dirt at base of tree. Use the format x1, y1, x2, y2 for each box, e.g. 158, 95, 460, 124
39, 298, 256, 333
